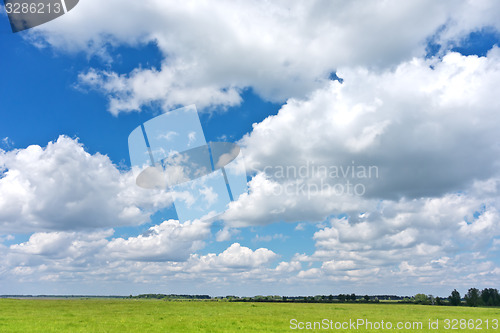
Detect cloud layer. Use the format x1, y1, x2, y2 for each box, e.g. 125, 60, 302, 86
225, 49, 500, 226
0, 136, 170, 233
2, 1, 500, 296
31, 0, 500, 114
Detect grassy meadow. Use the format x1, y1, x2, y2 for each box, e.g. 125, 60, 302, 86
0, 298, 499, 332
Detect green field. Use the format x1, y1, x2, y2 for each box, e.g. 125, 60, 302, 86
0, 299, 499, 332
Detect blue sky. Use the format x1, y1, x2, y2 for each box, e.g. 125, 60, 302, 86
1, 1, 500, 297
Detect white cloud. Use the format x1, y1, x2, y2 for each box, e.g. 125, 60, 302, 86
199, 49, 500, 294
1, 212, 499, 295
275, 261, 301, 273
10, 230, 112, 258
106, 219, 210, 262
77, 68, 242, 115
189, 243, 278, 271
3, 0, 500, 296
0, 136, 172, 233
297, 268, 323, 279
267, 182, 500, 290
214, 242, 278, 268
215, 227, 239, 242
223, 49, 500, 227
322, 260, 357, 272
28, 0, 500, 114
0, 232, 287, 295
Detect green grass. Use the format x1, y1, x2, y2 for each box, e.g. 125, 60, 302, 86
0, 299, 499, 332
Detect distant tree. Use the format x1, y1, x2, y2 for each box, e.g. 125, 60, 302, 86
364, 295, 370, 302
414, 294, 423, 304
491, 289, 500, 306
414, 294, 429, 305
338, 294, 347, 302
449, 289, 461, 306
350, 293, 356, 302
435, 297, 442, 305
328, 294, 333, 302
465, 288, 480, 307
481, 288, 491, 306
481, 288, 500, 307
492, 289, 500, 306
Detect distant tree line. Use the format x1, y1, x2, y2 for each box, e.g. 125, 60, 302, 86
223, 289, 500, 306
132, 294, 211, 300
410, 288, 500, 307
456, 288, 500, 307
228, 294, 385, 303
126, 289, 500, 307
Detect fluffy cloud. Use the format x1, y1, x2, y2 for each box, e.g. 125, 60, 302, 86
188, 243, 278, 271
266, 176, 500, 292
10, 229, 112, 258
224, 49, 500, 226
106, 219, 210, 262
28, 0, 500, 114
1, 208, 499, 295
212, 48, 500, 294
0, 136, 171, 233
0, 229, 284, 294
215, 227, 239, 242
311, 189, 500, 264
4, 0, 500, 296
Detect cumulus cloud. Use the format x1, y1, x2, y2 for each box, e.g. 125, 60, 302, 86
215, 227, 239, 242
203, 48, 500, 294
10, 229, 112, 258
189, 243, 278, 271
266, 177, 500, 292
1, 208, 499, 295
27, 0, 500, 114
275, 261, 301, 273
0, 136, 171, 233
223, 49, 500, 226
3, 0, 500, 296
1, 231, 285, 294
106, 219, 210, 262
